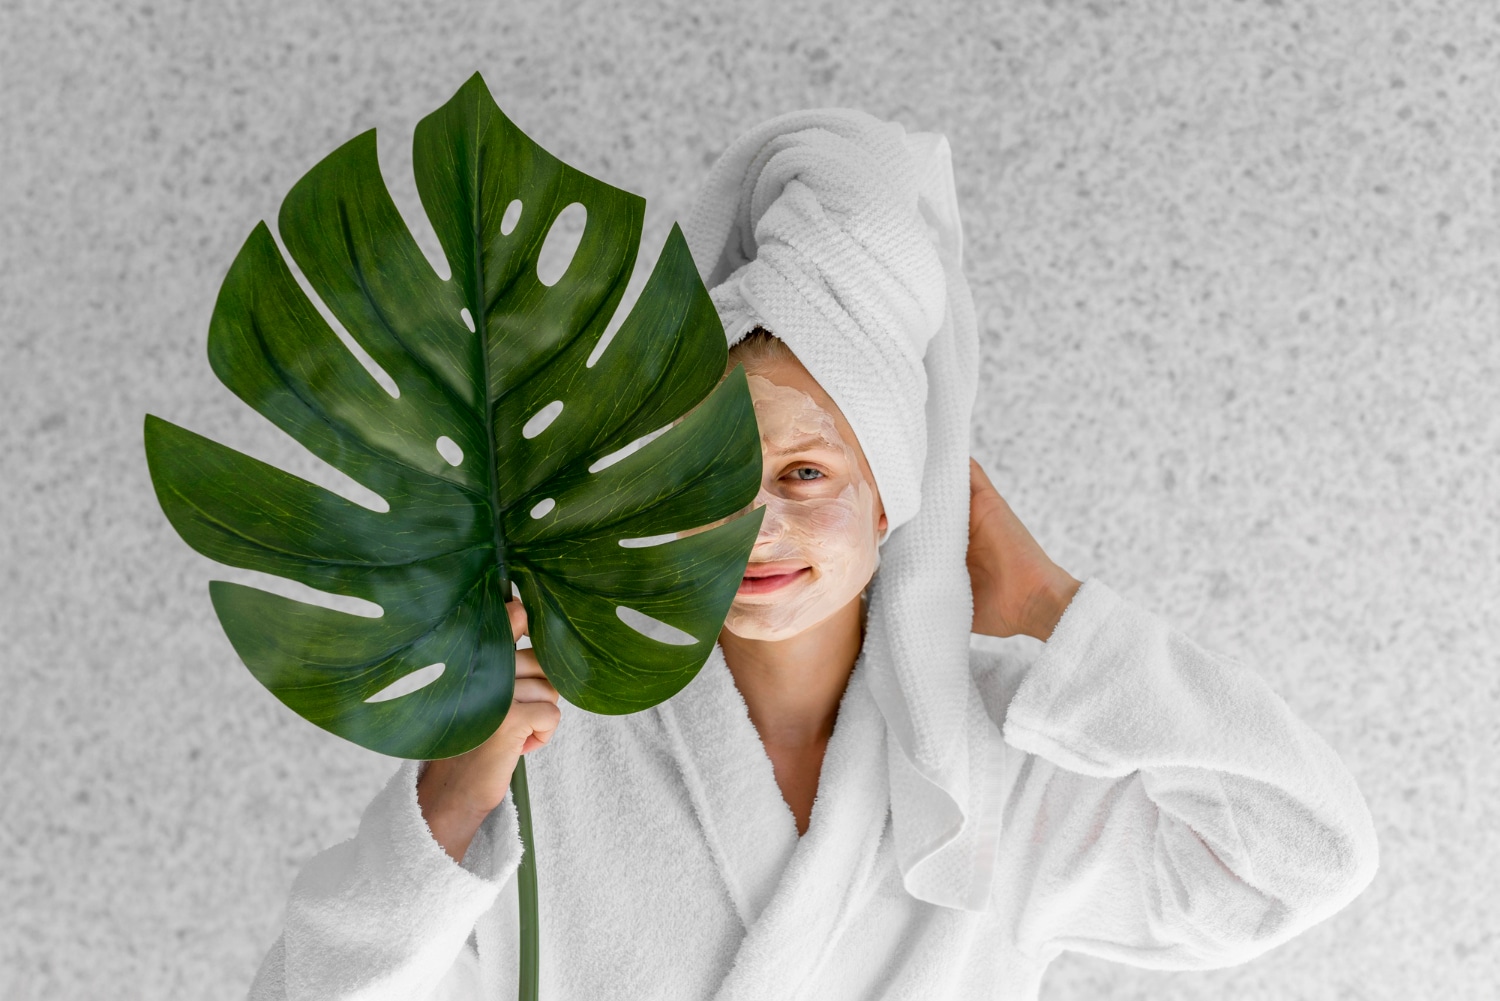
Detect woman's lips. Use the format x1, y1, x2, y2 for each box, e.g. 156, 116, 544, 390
737, 566, 812, 596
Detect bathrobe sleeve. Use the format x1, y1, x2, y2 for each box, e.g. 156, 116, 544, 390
245, 758, 525, 1001
987, 576, 1379, 970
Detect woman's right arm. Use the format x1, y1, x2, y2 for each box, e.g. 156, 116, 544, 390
246, 599, 562, 1001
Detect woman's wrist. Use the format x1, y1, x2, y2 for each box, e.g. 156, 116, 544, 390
1028, 572, 1083, 642
417, 760, 504, 864
418, 759, 508, 822
420, 798, 486, 865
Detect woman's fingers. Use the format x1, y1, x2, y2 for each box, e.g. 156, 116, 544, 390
512, 676, 559, 704
507, 598, 553, 699
969, 456, 1000, 500
515, 646, 547, 681
506, 596, 529, 641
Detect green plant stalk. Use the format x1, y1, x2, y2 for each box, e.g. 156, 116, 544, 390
496, 558, 537, 999
512, 754, 539, 1000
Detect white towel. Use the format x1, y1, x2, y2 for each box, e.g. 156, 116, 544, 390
684, 110, 1001, 911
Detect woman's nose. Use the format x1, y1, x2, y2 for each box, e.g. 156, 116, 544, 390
752, 492, 787, 546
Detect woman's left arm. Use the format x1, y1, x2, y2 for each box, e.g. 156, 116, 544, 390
966, 459, 1380, 967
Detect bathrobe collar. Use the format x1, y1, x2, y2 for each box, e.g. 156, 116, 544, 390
655, 642, 890, 1001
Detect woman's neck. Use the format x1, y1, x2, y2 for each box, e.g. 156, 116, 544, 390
718, 592, 867, 751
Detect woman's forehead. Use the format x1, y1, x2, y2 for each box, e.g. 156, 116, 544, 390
745, 364, 876, 482
747, 372, 848, 446
745, 357, 851, 430
740, 354, 884, 518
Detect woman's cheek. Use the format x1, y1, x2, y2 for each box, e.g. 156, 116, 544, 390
770, 493, 845, 556
722, 480, 881, 640
800, 483, 879, 581
810, 503, 857, 556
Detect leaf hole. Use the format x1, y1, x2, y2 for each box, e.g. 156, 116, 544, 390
616, 606, 697, 646
619, 533, 677, 548
224, 424, 390, 513
530, 497, 556, 519
268, 225, 400, 399
221, 569, 385, 617
522, 399, 564, 439
292, 458, 391, 513
501, 198, 522, 236
357, 350, 400, 399
536, 202, 587, 287
364, 662, 445, 703
588, 423, 674, 473
586, 208, 675, 369
377, 126, 451, 281
436, 436, 464, 467
338, 479, 390, 513
460, 307, 476, 332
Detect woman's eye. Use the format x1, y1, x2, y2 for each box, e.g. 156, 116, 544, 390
789, 467, 824, 481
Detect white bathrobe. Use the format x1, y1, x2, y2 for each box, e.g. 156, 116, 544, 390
246, 577, 1379, 1000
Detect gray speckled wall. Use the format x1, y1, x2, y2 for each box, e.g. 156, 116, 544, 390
2, 0, 1494, 997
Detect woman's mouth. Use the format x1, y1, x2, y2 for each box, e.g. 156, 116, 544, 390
737, 565, 812, 596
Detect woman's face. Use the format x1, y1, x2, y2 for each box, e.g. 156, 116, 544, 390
722, 353, 888, 641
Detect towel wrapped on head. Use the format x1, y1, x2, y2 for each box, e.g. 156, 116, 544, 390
685, 109, 1002, 912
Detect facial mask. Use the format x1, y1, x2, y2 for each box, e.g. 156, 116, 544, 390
723, 374, 882, 641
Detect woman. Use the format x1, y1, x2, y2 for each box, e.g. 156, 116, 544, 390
249, 110, 1378, 1001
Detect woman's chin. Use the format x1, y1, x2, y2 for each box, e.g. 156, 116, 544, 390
723, 597, 844, 642
723, 618, 806, 643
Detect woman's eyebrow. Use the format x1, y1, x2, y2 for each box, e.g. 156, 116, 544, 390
769, 436, 842, 457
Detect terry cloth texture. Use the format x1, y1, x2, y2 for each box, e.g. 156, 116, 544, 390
247, 578, 1380, 1001
682, 109, 994, 910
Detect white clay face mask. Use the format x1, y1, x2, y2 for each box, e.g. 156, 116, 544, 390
723, 373, 882, 641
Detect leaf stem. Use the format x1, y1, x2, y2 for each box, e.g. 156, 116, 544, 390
468, 135, 508, 591
512, 754, 539, 999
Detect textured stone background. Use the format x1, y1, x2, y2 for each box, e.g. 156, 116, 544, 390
3, 0, 1495, 997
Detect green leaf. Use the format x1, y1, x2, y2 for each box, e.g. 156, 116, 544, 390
143, 73, 764, 759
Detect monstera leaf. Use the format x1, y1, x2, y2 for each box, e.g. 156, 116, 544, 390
143, 73, 764, 762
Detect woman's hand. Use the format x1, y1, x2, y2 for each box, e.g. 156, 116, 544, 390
966, 457, 1082, 641
416, 597, 561, 861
